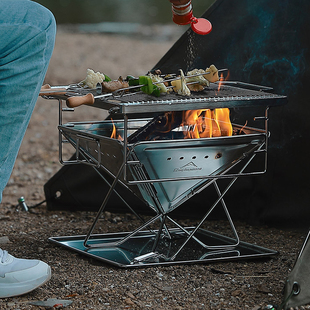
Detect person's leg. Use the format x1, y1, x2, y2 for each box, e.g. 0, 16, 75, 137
0, 0, 56, 298
0, 0, 56, 202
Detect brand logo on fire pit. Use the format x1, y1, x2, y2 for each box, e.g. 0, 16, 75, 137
173, 162, 202, 173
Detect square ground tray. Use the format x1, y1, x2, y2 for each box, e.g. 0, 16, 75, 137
49, 228, 277, 268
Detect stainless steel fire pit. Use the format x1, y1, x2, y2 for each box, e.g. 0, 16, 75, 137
45, 80, 286, 267
59, 119, 266, 213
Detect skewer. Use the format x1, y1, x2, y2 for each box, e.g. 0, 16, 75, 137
65, 69, 228, 108
39, 84, 68, 96
215, 80, 273, 91
39, 83, 91, 96
112, 68, 228, 95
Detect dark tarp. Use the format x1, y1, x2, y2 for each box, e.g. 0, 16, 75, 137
152, 0, 310, 227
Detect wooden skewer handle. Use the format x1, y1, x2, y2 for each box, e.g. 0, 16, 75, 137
41, 84, 51, 90
39, 84, 67, 96
66, 93, 95, 108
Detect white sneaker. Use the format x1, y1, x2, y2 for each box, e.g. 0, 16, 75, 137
0, 248, 51, 298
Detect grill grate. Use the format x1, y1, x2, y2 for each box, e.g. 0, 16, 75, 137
93, 83, 287, 114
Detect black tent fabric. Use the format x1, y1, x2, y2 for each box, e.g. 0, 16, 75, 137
44, 155, 149, 213
152, 0, 310, 227
45, 0, 310, 227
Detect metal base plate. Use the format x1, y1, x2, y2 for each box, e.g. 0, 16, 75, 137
49, 228, 277, 268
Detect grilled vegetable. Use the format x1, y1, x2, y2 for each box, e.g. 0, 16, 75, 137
171, 69, 191, 96
101, 76, 129, 92
139, 75, 160, 97
81, 69, 111, 89
148, 73, 168, 94
186, 69, 210, 86
204, 64, 219, 83
126, 75, 140, 86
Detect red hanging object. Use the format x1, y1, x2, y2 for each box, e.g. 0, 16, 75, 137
171, 0, 212, 35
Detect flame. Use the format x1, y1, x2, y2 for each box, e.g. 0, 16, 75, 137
198, 109, 212, 138
181, 108, 232, 139
213, 108, 233, 136
109, 108, 232, 141
217, 73, 224, 92
110, 122, 123, 141
217, 71, 230, 92
110, 123, 117, 139
182, 110, 202, 139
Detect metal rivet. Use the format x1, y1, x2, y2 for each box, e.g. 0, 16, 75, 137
292, 282, 301, 295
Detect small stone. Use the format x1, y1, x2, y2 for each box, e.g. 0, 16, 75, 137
104, 211, 111, 218
0, 236, 10, 244
231, 289, 243, 297
125, 298, 135, 305
126, 292, 135, 299
257, 285, 270, 294
7, 302, 16, 307
112, 216, 122, 223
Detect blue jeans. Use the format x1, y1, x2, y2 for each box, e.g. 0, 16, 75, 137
0, 0, 56, 202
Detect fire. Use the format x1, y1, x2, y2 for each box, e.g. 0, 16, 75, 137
111, 123, 117, 139
213, 108, 233, 136
217, 71, 230, 92
109, 109, 232, 141
217, 73, 224, 92
110, 122, 123, 141
181, 108, 232, 139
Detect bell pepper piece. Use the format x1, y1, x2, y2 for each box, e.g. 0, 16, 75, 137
151, 85, 161, 97
138, 76, 161, 97
127, 75, 139, 86
104, 75, 112, 82
139, 76, 154, 95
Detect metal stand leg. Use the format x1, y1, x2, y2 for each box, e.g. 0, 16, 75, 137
83, 162, 126, 248
168, 177, 240, 261
83, 162, 166, 251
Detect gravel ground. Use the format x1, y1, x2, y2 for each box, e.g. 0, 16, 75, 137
0, 29, 309, 310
